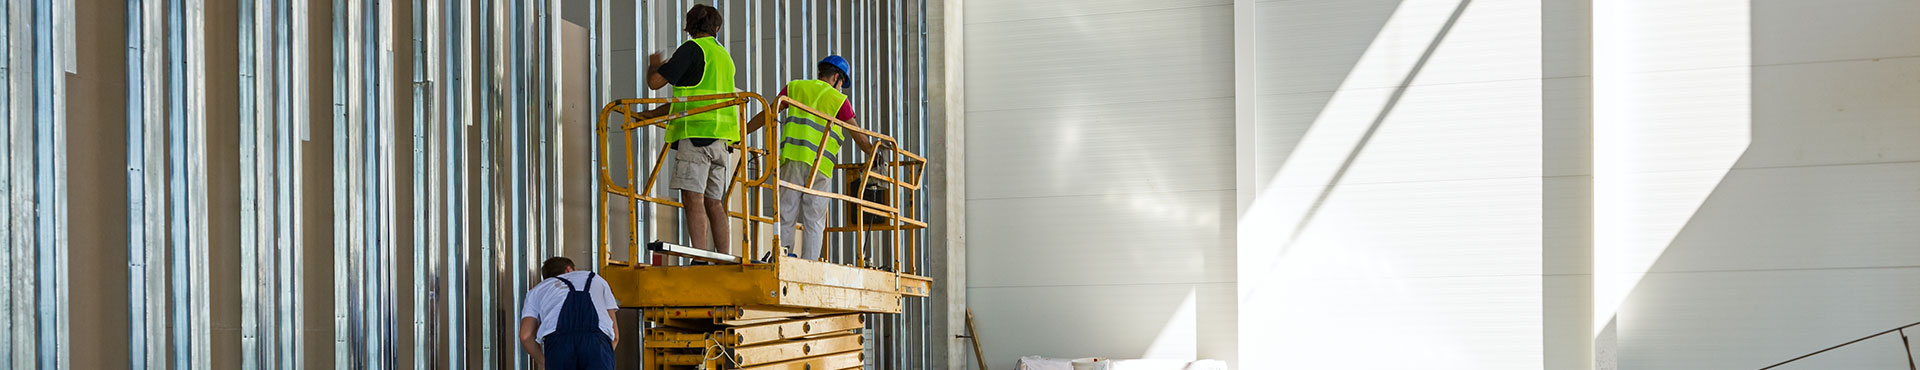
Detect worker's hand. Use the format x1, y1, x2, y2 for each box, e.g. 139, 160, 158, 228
648, 51, 668, 69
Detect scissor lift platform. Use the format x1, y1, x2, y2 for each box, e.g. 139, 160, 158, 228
597, 95, 931, 369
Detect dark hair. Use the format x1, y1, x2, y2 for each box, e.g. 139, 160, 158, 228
540, 257, 575, 279
684, 4, 723, 36
818, 63, 844, 82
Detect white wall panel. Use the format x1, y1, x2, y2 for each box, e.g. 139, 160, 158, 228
1539, 2, 1595, 363
965, 98, 1235, 200
1544, 77, 1593, 177
1251, 178, 1543, 281
1600, 0, 1920, 367
967, 191, 1233, 288
1598, 168, 1736, 283
1240, 0, 1551, 368
1604, 67, 1752, 174
965, 283, 1236, 370
1252, 0, 1402, 95
969, 0, 1920, 369
962, 0, 1230, 25
1743, 57, 1920, 168
1751, 0, 1920, 66
962, 0, 1239, 367
1260, 79, 1543, 189
1640, 162, 1920, 271
1251, 87, 1381, 186
1241, 275, 1543, 370
962, 5, 1233, 113
1620, 268, 1920, 369
1543, 274, 1596, 370
1542, 0, 1592, 79
1606, 0, 1751, 73
1543, 176, 1593, 275
1255, 0, 1540, 95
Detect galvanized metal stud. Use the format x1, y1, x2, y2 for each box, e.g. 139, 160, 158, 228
2, 0, 13, 363
475, 0, 498, 367
240, 0, 263, 365
330, 0, 351, 364
409, 0, 433, 367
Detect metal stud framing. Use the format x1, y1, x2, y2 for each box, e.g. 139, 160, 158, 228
124, 0, 170, 366
71, 0, 943, 368
237, 0, 307, 366
6, 0, 76, 368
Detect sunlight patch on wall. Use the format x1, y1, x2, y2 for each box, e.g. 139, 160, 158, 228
1592, 0, 1751, 336
1142, 289, 1200, 360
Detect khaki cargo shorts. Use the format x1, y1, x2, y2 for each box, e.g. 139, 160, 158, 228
669, 138, 738, 200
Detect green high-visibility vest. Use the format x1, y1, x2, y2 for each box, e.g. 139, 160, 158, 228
667, 37, 740, 143
780, 79, 849, 177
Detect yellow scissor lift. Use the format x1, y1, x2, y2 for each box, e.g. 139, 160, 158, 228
596, 92, 931, 370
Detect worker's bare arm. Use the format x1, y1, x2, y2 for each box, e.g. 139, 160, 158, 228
518, 317, 545, 368
647, 73, 670, 90
849, 119, 876, 155
606, 309, 620, 348
745, 101, 787, 134
637, 105, 669, 120
646, 52, 671, 90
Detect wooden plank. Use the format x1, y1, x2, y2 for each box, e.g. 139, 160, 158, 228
776, 281, 903, 313
775, 257, 898, 292
897, 274, 933, 297
734, 306, 827, 321
967, 309, 989, 370
734, 333, 864, 366
604, 258, 920, 313
729, 313, 865, 346
736, 350, 863, 370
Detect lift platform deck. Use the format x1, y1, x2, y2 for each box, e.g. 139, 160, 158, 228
601, 255, 931, 313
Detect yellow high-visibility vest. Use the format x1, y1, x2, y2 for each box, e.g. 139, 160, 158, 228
667, 37, 740, 143
779, 79, 849, 177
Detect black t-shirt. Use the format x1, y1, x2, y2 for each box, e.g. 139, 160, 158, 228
656, 40, 707, 87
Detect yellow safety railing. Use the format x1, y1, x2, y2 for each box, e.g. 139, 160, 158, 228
595, 92, 928, 275
772, 95, 928, 274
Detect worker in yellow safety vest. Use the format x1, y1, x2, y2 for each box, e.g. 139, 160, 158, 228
747, 55, 874, 261
645, 4, 739, 258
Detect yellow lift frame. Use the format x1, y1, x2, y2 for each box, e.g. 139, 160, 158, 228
596, 92, 931, 370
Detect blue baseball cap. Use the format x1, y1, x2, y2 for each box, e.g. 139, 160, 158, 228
819, 55, 852, 89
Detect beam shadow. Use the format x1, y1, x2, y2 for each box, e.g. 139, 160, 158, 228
1280, 0, 1476, 251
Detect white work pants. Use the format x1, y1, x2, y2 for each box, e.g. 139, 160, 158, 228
778, 160, 832, 260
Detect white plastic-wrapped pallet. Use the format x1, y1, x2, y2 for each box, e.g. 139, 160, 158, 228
1017, 356, 1074, 370
1071, 357, 1111, 370
1108, 359, 1192, 370
1019, 356, 1228, 370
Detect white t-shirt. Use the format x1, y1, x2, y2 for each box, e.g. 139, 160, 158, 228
518, 270, 620, 343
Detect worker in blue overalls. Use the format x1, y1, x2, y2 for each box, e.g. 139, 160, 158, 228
518, 257, 620, 369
